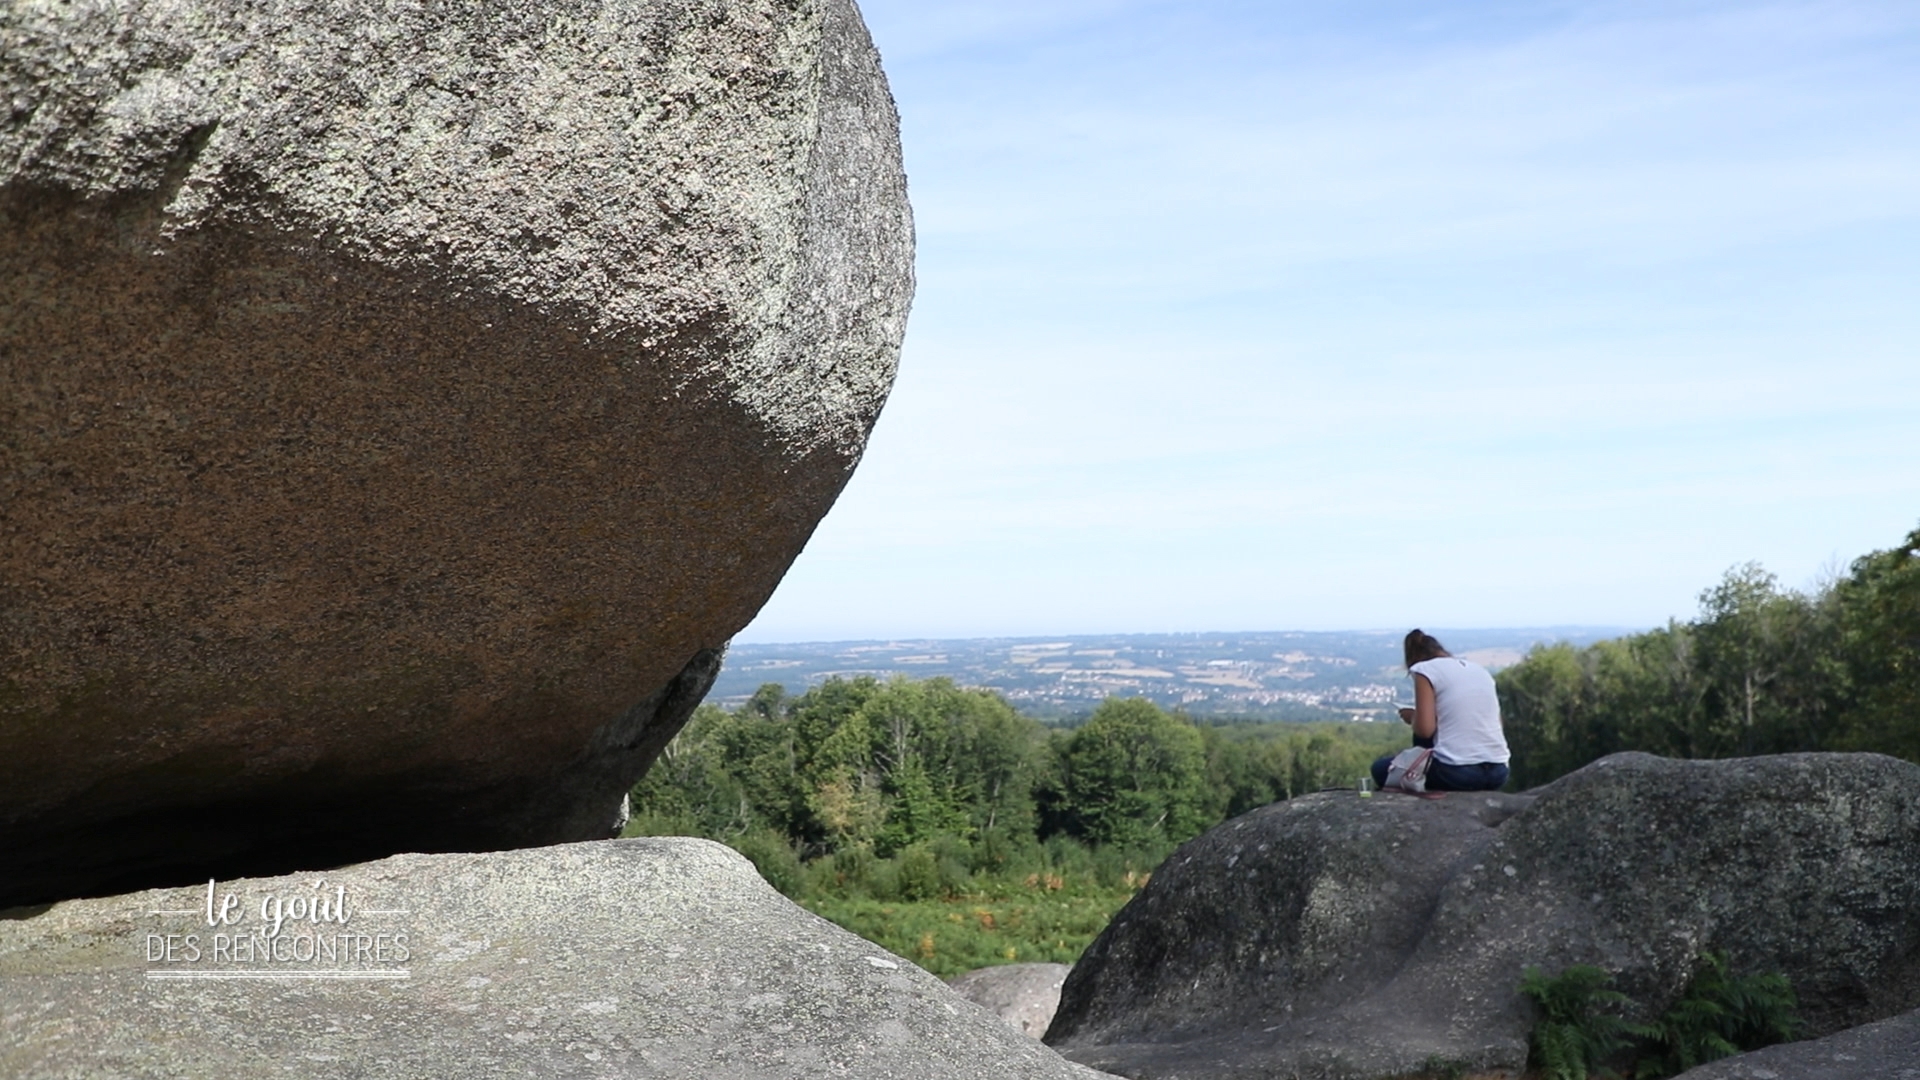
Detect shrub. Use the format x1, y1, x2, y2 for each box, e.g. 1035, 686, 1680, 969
971, 827, 1041, 875
928, 832, 976, 895
895, 843, 944, 901
727, 828, 806, 899
830, 843, 877, 895
865, 855, 903, 901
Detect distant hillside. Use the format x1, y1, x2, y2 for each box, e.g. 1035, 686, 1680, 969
713, 628, 1632, 723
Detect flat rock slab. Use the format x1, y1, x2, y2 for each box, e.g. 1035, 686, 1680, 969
1048, 753, 1920, 1080
1669, 1007, 1920, 1080
948, 962, 1072, 1039
0, 0, 912, 905
0, 837, 1113, 1079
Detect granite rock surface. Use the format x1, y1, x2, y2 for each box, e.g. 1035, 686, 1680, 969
949, 962, 1072, 1039
1669, 1007, 1920, 1080
0, 837, 1121, 1079
0, 0, 913, 905
1046, 753, 1920, 1080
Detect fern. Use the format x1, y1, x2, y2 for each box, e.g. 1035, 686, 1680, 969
1520, 964, 1655, 1080
1634, 951, 1800, 1079
1520, 954, 1802, 1080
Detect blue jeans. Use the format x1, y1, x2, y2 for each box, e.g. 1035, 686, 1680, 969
1371, 736, 1509, 792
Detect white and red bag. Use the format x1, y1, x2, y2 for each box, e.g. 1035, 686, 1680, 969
1384, 746, 1435, 793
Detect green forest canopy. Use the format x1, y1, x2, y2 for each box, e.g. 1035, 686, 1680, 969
625, 677, 1408, 973
630, 677, 1404, 898
1498, 522, 1920, 789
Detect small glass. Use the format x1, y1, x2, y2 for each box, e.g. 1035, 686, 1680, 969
1358, 776, 1374, 798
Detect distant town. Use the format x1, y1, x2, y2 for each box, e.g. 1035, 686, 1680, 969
711, 627, 1631, 723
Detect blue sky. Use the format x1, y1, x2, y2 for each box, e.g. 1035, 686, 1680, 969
739, 0, 1920, 643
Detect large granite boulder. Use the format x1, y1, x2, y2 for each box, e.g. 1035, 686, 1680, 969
0, 0, 912, 906
0, 837, 1117, 1079
1046, 753, 1920, 1079
949, 962, 1072, 1039
1670, 1006, 1920, 1080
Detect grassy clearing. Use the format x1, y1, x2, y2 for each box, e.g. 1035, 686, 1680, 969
801, 883, 1142, 978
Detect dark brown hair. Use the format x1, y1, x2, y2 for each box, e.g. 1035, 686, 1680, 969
1403, 629, 1450, 669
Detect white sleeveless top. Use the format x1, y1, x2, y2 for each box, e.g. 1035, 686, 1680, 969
1410, 657, 1509, 766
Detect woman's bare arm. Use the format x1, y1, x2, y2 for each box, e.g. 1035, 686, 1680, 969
1411, 673, 1438, 741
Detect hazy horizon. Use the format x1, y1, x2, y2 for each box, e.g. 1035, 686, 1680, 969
732, 622, 1640, 647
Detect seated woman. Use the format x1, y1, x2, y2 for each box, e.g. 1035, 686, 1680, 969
1371, 629, 1510, 792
